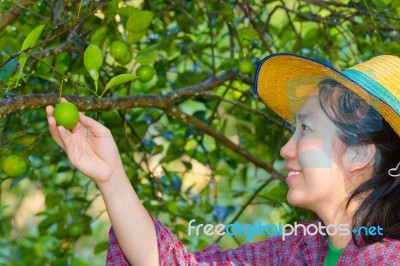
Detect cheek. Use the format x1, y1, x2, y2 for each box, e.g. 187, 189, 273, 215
297, 136, 335, 169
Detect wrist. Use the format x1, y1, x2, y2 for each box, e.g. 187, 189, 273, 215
96, 165, 127, 189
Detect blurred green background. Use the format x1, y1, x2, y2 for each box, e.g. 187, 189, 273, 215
1, 0, 399, 265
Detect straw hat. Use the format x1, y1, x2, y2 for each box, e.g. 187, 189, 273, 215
254, 53, 400, 137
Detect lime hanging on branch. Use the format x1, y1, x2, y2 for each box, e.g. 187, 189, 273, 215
136, 65, 154, 82
53, 102, 79, 129
67, 222, 84, 238
2, 154, 29, 178
238, 60, 254, 75
110, 40, 132, 65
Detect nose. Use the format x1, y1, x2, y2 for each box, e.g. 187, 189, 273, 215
280, 133, 297, 160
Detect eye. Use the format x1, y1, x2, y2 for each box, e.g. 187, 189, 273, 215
301, 124, 311, 131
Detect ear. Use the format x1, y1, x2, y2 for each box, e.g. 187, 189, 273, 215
344, 144, 376, 173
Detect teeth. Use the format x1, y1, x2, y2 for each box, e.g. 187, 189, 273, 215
288, 171, 301, 176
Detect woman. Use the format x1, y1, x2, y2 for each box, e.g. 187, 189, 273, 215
46, 53, 400, 265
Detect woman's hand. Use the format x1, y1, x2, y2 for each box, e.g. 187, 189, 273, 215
46, 100, 124, 184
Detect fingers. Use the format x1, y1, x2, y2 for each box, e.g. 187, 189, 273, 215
78, 112, 110, 137
57, 126, 73, 154
46, 105, 54, 115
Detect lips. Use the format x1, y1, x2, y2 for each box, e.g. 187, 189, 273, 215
288, 170, 301, 176
285, 166, 302, 172
285, 166, 302, 183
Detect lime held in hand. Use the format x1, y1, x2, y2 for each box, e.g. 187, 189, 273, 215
53, 102, 79, 129
2, 154, 28, 177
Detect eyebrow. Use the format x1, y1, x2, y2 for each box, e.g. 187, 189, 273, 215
294, 113, 315, 122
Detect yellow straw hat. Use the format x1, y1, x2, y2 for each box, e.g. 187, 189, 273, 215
254, 53, 400, 137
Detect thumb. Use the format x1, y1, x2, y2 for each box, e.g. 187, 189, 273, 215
78, 112, 110, 137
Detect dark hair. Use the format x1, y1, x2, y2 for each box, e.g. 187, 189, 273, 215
318, 79, 400, 245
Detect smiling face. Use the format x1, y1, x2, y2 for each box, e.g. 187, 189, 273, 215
280, 90, 349, 213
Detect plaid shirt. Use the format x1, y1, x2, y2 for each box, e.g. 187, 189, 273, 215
106, 216, 400, 265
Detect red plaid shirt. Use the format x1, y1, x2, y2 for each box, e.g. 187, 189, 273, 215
106, 216, 400, 265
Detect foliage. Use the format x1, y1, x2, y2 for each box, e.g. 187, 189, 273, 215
1, 0, 400, 264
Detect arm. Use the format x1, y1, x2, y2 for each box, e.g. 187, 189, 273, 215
46, 102, 158, 266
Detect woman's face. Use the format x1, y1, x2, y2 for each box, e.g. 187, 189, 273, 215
280, 91, 348, 212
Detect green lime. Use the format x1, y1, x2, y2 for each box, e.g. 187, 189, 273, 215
136, 65, 154, 82
2, 154, 28, 177
67, 222, 84, 238
53, 102, 79, 129
238, 60, 254, 75
110, 40, 132, 64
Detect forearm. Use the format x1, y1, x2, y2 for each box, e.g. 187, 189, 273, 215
98, 169, 159, 266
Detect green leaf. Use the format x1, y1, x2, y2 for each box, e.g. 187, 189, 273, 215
105, 74, 136, 91
126, 31, 146, 44
136, 47, 158, 65
35, 74, 61, 87
94, 241, 108, 254
88, 69, 99, 81
90, 27, 108, 47
21, 24, 45, 51
0, 59, 17, 83
101, 74, 136, 96
218, 58, 239, 71
84, 44, 103, 72
126, 10, 153, 33
17, 24, 45, 86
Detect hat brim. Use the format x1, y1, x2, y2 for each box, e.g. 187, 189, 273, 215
254, 53, 400, 136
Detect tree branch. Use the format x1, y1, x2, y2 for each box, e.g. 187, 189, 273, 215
0, 71, 237, 115
0, 93, 166, 116
164, 71, 237, 102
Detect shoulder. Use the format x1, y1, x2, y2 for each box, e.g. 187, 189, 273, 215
351, 238, 400, 264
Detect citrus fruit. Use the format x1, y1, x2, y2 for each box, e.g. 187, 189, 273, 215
53, 102, 79, 129
238, 60, 254, 75
2, 154, 28, 177
110, 40, 132, 64
136, 65, 154, 82
67, 222, 84, 238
